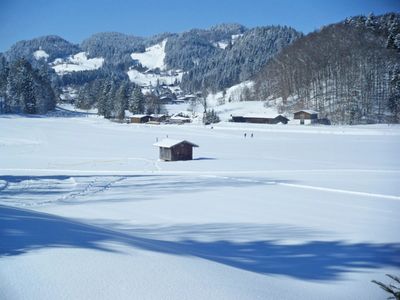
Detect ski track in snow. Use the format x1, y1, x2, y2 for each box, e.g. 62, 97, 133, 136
203, 175, 400, 201
1, 169, 399, 208
57, 176, 127, 203
276, 182, 400, 201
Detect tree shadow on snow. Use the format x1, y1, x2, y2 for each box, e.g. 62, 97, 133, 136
1, 205, 399, 281
0, 174, 290, 205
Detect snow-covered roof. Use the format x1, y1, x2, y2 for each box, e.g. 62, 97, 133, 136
242, 114, 288, 119
170, 116, 190, 120
294, 110, 319, 115
131, 114, 149, 118
153, 138, 199, 148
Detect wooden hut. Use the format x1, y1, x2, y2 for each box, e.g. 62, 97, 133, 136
150, 114, 167, 122
293, 110, 318, 125
273, 115, 290, 124
130, 114, 151, 123
154, 139, 198, 161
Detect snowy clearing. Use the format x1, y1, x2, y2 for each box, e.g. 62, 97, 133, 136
0, 114, 399, 300
33, 49, 49, 61
131, 39, 167, 71
127, 68, 182, 86
206, 81, 255, 107
51, 52, 104, 75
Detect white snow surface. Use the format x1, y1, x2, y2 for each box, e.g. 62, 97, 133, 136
1, 114, 399, 300
51, 52, 104, 75
131, 39, 167, 71
231, 34, 244, 43
206, 81, 255, 107
33, 49, 49, 61
214, 41, 229, 49
127, 68, 182, 86
127, 39, 182, 87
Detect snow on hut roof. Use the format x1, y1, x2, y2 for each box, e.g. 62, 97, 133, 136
294, 110, 319, 115
242, 113, 288, 119
153, 138, 199, 148
131, 114, 150, 118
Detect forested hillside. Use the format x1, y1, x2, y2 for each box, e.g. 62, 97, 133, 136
252, 13, 400, 124
0, 15, 399, 124
181, 26, 301, 92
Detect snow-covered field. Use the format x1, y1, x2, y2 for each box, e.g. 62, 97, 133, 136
1, 114, 399, 300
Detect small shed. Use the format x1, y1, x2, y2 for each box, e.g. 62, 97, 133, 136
150, 114, 167, 122
154, 139, 199, 161
294, 110, 318, 120
274, 115, 290, 124
168, 116, 191, 124
130, 114, 151, 123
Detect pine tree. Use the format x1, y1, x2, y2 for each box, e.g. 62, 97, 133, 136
145, 93, 162, 114
114, 82, 129, 119
105, 80, 117, 119
129, 87, 145, 114
0, 55, 9, 113
98, 80, 112, 118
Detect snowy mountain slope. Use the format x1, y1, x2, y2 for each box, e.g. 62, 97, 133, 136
131, 39, 167, 71
206, 81, 255, 106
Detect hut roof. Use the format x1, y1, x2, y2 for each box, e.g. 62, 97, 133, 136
131, 114, 150, 118
294, 110, 319, 115
153, 138, 199, 148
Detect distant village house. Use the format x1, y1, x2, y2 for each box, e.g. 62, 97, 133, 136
293, 110, 319, 125
292, 110, 330, 125
130, 115, 152, 123
230, 114, 289, 124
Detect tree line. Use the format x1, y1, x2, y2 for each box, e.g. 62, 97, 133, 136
0, 56, 57, 114
252, 13, 400, 124
75, 78, 165, 119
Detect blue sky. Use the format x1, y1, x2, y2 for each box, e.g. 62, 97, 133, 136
0, 0, 399, 52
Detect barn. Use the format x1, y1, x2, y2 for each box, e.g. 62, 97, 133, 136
293, 110, 319, 125
154, 139, 199, 161
231, 114, 289, 124
150, 114, 167, 122
130, 114, 151, 123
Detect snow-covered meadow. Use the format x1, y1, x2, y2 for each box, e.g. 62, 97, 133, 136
1, 113, 399, 299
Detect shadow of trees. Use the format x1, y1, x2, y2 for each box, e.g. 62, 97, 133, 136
1, 205, 399, 281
